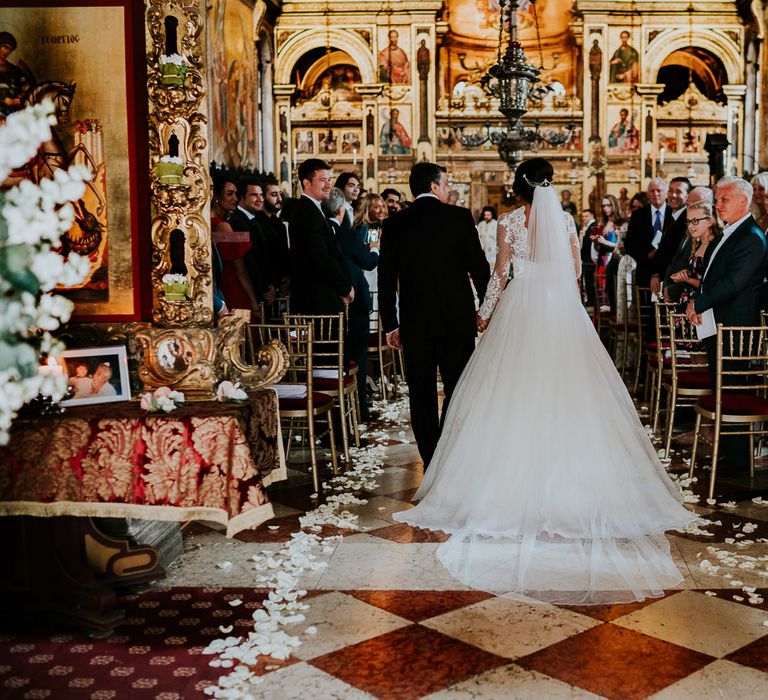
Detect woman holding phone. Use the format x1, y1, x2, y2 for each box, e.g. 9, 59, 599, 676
354, 194, 387, 327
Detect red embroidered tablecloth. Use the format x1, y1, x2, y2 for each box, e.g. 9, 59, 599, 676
0, 389, 286, 537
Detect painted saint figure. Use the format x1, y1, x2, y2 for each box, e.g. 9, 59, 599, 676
380, 108, 412, 155
0, 31, 34, 122
378, 30, 410, 84
608, 108, 639, 153
609, 30, 639, 84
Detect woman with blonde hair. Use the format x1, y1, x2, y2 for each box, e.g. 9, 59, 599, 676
667, 199, 721, 306
352, 193, 386, 328
750, 172, 768, 232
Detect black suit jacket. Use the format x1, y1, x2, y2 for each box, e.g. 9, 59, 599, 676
651, 208, 688, 278
694, 215, 767, 326
378, 197, 490, 340
227, 207, 274, 297
329, 218, 378, 315
624, 204, 672, 284
580, 220, 598, 265
254, 211, 290, 285
286, 195, 351, 314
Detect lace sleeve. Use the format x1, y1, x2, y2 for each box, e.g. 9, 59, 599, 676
566, 212, 581, 279
478, 213, 516, 320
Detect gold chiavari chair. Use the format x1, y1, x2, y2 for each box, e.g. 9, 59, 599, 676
662, 313, 710, 459
284, 313, 359, 460
690, 324, 768, 499
609, 270, 638, 377
631, 286, 655, 396
647, 301, 677, 434
249, 322, 337, 492
367, 291, 397, 400
592, 271, 611, 342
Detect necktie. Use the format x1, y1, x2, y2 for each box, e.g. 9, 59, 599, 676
651, 209, 663, 248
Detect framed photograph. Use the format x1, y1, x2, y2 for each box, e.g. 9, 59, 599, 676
60, 346, 131, 407
0, 0, 149, 322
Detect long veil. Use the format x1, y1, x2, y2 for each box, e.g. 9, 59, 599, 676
394, 175, 697, 604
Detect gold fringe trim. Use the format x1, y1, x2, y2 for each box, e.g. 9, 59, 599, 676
0, 501, 275, 538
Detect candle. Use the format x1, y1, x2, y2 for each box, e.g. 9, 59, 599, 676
659, 147, 665, 167
39, 357, 65, 377
353, 148, 358, 165
292, 147, 297, 163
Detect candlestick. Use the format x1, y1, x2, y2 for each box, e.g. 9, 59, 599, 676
353, 148, 358, 165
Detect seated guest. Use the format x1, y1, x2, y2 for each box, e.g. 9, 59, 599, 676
666, 200, 720, 307
323, 187, 380, 421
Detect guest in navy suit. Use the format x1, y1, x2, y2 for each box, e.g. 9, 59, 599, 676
624, 178, 672, 286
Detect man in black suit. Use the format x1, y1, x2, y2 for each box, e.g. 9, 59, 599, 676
686, 176, 768, 470
378, 162, 490, 469
284, 159, 354, 314
650, 177, 691, 294
624, 178, 671, 286
258, 181, 290, 296
227, 178, 277, 314
323, 187, 379, 421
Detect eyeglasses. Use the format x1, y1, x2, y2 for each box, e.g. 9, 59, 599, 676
686, 217, 710, 227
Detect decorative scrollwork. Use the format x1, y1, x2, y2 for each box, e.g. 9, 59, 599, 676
146, 0, 213, 328
215, 311, 289, 391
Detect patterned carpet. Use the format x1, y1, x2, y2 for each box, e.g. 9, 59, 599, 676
3, 406, 768, 699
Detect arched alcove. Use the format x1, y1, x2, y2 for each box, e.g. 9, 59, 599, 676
657, 47, 728, 104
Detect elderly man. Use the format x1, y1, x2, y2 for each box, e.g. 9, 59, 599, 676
686, 176, 767, 471
323, 187, 379, 421
624, 178, 671, 285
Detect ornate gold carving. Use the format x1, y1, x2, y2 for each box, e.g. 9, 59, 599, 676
215, 311, 289, 391
133, 325, 217, 398
145, 0, 213, 328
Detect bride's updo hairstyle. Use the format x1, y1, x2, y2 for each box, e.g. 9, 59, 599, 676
512, 158, 554, 203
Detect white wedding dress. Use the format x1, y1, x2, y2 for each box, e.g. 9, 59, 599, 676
393, 185, 698, 604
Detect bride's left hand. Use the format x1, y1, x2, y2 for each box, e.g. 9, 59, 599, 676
476, 313, 488, 332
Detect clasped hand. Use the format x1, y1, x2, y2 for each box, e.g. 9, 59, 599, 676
685, 299, 702, 326
476, 313, 488, 333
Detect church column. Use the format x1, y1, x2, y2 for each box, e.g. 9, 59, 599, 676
273, 84, 295, 194
356, 84, 384, 192
723, 84, 746, 176
743, 37, 759, 176
635, 84, 664, 185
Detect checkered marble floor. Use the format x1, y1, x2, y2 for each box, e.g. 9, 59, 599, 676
4, 412, 768, 699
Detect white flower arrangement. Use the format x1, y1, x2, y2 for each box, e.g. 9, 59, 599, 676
161, 273, 187, 286
139, 386, 185, 412
159, 155, 183, 165
159, 53, 187, 67
0, 100, 90, 445
161, 273, 188, 300
216, 380, 248, 403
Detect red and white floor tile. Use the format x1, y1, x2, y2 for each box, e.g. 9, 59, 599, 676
3, 411, 768, 699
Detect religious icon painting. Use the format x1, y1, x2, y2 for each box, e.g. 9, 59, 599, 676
295, 130, 314, 155
318, 129, 338, 154
606, 105, 640, 155
0, 1, 145, 321
608, 29, 640, 84
658, 130, 679, 154
378, 27, 411, 84
682, 128, 701, 153
379, 105, 413, 155
341, 131, 361, 154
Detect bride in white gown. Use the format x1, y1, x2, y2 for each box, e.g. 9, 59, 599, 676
393, 158, 698, 604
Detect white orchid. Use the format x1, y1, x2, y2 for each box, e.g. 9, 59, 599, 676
216, 380, 248, 403
0, 101, 90, 444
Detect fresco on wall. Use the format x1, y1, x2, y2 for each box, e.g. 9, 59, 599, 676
300, 64, 362, 106
0, 6, 136, 317
207, 0, 258, 168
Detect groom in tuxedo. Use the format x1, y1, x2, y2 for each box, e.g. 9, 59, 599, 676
686, 176, 767, 470
378, 162, 490, 469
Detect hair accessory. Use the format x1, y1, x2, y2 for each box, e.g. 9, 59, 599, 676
523, 174, 551, 188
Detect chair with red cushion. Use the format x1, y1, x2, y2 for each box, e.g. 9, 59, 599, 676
661, 313, 710, 459
690, 324, 768, 499
250, 322, 337, 493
